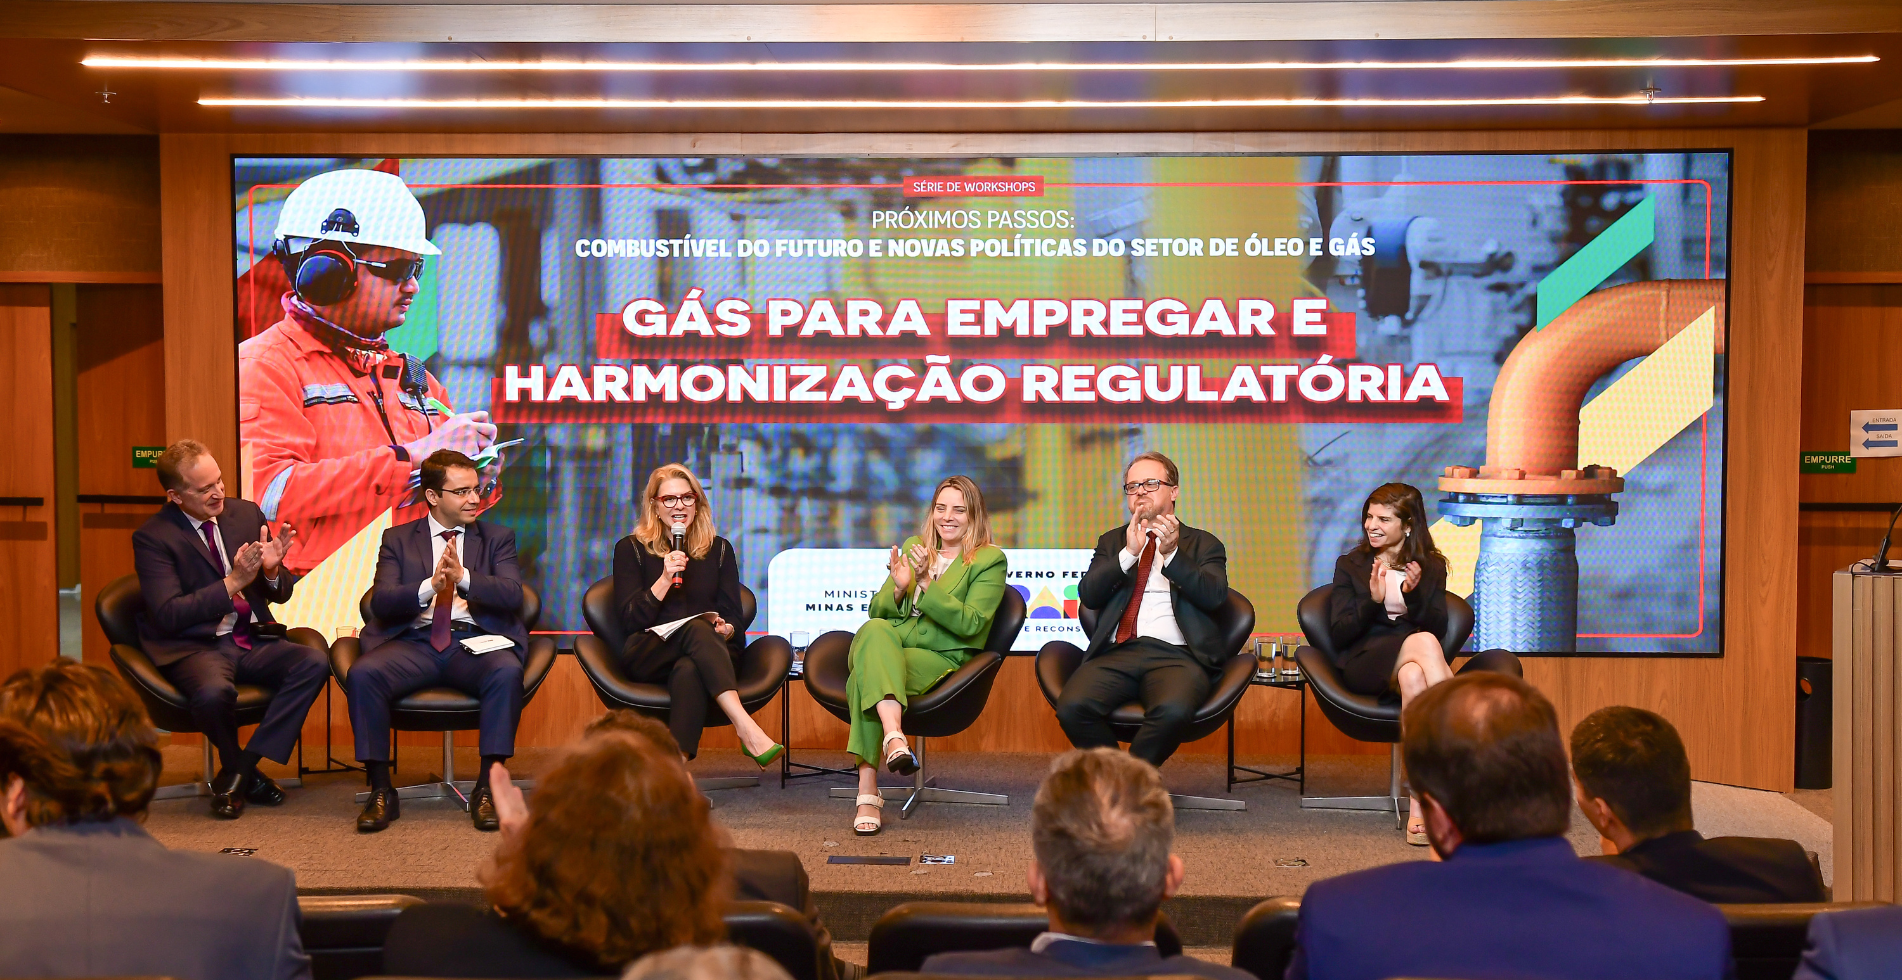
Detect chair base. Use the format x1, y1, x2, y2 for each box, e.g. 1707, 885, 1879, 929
1299, 744, 1407, 827
1170, 793, 1246, 811
697, 775, 761, 791
824, 739, 1006, 818
151, 739, 302, 800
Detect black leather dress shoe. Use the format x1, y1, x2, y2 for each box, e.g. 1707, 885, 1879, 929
357, 788, 399, 833
209, 770, 246, 820
244, 774, 286, 807
469, 785, 500, 832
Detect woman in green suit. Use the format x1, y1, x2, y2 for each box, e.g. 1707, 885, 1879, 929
845, 475, 1008, 835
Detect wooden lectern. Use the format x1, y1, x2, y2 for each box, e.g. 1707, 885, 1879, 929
1832, 564, 1902, 901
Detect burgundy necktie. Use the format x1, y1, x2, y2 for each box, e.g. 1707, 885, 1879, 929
430, 530, 458, 652
201, 520, 252, 650
1115, 533, 1158, 645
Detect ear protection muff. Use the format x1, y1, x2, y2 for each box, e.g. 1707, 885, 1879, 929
272, 239, 359, 307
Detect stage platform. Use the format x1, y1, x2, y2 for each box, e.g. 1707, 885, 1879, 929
146, 745, 1834, 947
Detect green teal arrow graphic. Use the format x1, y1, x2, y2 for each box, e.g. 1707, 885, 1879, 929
1535, 195, 1655, 330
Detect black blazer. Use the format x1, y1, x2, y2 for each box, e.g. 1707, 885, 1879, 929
1325, 548, 1449, 665
1588, 830, 1828, 904
359, 517, 529, 655
611, 534, 744, 657
131, 500, 298, 666
1077, 520, 1229, 670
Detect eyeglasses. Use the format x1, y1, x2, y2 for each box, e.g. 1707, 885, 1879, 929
434, 486, 481, 499
654, 494, 697, 508
1122, 479, 1177, 495
359, 255, 426, 284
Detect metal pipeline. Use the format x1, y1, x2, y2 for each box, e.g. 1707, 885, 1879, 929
1438, 279, 1726, 652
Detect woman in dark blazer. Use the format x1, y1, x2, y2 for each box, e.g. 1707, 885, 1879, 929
1327, 482, 1451, 845
612, 463, 781, 765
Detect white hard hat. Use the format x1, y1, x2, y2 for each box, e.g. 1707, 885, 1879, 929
273, 168, 440, 256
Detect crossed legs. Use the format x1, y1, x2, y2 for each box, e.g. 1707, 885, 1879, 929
1394, 631, 1454, 835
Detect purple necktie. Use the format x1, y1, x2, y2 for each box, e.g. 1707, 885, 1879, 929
430, 530, 458, 652
202, 520, 252, 650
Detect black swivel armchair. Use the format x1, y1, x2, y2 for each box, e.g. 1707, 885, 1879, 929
801, 586, 1026, 818
1033, 588, 1257, 810
96, 573, 326, 799
1293, 583, 1516, 822
572, 577, 792, 791
328, 585, 558, 808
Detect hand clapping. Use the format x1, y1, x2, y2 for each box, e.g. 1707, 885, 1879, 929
888, 543, 925, 593
258, 522, 296, 576
433, 538, 462, 597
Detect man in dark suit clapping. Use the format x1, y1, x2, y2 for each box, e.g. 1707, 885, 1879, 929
131, 439, 327, 819
1053, 452, 1229, 766
347, 449, 528, 834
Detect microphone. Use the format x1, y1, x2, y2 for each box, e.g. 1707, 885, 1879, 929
1873, 502, 1902, 572
671, 521, 686, 589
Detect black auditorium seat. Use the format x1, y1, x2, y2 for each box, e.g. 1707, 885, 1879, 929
866, 901, 1182, 975
1293, 583, 1514, 823
801, 586, 1025, 818
96, 573, 325, 800
329, 585, 557, 808
572, 576, 792, 791
724, 900, 822, 980
1033, 589, 1257, 810
298, 894, 424, 980
1231, 896, 1302, 980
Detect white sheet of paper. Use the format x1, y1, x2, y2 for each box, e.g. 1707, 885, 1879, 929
650, 611, 718, 640
460, 634, 516, 655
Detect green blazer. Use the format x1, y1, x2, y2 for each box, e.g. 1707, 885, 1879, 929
867, 538, 1009, 654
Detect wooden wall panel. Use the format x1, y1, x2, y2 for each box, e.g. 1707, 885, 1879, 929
162, 128, 1804, 788
0, 285, 61, 679
0, 136, 159, 280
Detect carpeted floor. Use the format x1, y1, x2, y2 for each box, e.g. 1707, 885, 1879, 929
146, 744, 1833, 945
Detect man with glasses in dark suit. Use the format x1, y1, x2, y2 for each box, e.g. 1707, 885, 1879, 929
1051, 452, 1230, 767
345, 449, 529, 834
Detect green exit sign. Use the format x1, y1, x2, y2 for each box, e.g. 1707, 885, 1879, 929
131, 446, 164, 469
1802, 451, 1857, 474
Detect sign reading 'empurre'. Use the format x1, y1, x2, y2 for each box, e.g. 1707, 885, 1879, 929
131, 446, 164, 469
904, 175, 1044, 197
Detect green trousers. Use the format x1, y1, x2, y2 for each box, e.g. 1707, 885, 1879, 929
844, 618, 971, 766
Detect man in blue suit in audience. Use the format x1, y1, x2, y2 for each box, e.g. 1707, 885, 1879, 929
922, 748, 1251, 980
1287, 672, 1732, 980
1793, 906, 1902, 980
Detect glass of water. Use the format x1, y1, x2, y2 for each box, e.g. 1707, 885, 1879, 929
790, 631, 811, 676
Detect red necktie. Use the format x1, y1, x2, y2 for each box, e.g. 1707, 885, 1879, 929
202, 521, 252, 650
1115, 533, 1158, 645
430, 530, 458, 652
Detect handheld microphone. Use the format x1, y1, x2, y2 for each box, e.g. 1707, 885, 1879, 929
671, 522, 687, 589
1873, 502, 1902, 572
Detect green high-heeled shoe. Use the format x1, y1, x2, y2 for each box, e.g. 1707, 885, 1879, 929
742, 741, 785, 768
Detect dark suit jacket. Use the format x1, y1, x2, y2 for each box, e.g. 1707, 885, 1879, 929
0, 818, 310, 980
1288, 836, 1733, 980
360, 517, 529, 655
132, 499, 298, 666
1325, 548, 1449, 664
924, 937, 1252, 980
1077, 520, 1229, 669
1793, 904, 1902, 980
1590, 830, 1827, 904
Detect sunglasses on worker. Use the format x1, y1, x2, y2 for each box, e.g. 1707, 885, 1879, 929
357, 254, 426, 284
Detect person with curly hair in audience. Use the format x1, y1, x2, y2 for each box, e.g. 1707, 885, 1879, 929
381, 723, 730, 977
0, 659, 310, 980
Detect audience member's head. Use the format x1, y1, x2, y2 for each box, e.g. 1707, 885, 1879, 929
0, 660, 162, 827
1570, 706, 1695, 853
1029, 747, 1182, 941
0, 719, 83, 837
482, 726, 729, 970
622, 945, 794, 980
1402, 671, 1570, 857
586, 708, 682, 753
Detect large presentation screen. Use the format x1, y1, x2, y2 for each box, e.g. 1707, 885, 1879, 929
233, 152, 1728, 656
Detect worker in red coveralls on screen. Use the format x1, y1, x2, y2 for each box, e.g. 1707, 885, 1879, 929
240, 166, 499, 576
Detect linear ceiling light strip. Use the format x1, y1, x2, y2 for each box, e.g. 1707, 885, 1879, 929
89, 55, 1878, 73
199, 95, 1765, 109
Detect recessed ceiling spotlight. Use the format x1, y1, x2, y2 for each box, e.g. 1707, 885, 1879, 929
197, 94, 1766, 110
88, 54, 1877, 73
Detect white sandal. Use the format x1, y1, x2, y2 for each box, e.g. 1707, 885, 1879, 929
854, 794, 884, 836
882, 732, 919, 776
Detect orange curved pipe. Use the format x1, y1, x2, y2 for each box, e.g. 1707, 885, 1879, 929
1486, 279, 1726, 476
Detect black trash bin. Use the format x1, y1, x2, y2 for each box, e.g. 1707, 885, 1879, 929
1796, 656, 1832, 790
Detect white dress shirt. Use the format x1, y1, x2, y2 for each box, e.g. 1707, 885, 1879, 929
1117, 533, 1186, 646
197, 516, 275, 637
413, 515, 476, 629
